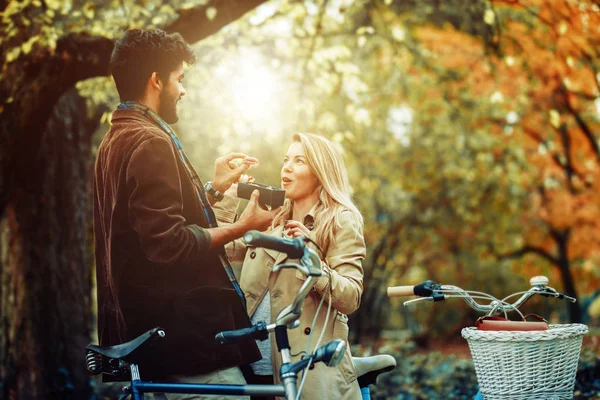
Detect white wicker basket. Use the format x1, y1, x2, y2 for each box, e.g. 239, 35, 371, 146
461, 323, 588, 400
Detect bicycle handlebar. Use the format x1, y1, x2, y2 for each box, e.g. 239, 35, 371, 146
215, 321, 269, 345
387, 286, 416, 297
387, 276, 576, 314
244, 230, 304, 259
217, 230, 323, 344
387, 280, 438, 298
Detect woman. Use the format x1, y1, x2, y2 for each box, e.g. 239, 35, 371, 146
215, 133, 365, 400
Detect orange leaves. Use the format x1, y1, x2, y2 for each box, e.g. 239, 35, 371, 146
537, 189, 597, 231
414, 24, 529, 102
415, 25, 485, 71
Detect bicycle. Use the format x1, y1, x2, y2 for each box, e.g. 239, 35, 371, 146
387, 276, 589, 400
86, 230, 395, 400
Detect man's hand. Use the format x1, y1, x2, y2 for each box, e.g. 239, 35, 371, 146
206, 190, 280, 250
212, 153, 258, 193
237, 190, 280, 232
224, 174, 254, 198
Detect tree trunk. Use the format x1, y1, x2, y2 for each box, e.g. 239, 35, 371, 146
553, 229, 582, 323
0, 3, 267, 398
0, 89, 101, 399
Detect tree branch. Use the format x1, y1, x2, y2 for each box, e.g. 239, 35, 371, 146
0, 0, 267, 217
498, 245, 558, 265
522, 125, 590, 190
165, 0, 268, 43
296, 0, 328, 127
557, 122, 575, 193
563, 88, 600, 164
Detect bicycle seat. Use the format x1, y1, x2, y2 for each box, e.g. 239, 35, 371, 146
86, 326, 165, 360
353, 355, 396, 388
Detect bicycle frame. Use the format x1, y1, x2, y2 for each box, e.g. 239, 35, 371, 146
88, 232, 346, 400
388, 275, 586, 400
123, 363, 286, 399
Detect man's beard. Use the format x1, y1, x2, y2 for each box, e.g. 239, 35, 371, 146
158, 90, 179, 124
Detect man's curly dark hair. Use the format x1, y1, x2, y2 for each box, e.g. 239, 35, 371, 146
110, 29, 196, 102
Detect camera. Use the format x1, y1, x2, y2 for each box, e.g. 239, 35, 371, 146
237, 182, 286, 208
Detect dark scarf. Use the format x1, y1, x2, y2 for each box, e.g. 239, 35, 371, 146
117, 101, 247, 310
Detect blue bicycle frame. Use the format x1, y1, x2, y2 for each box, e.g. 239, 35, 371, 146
88, 232, 395, 400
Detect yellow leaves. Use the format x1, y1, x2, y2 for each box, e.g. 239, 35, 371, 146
45, 0, 62, 10
180, 2, 197, 10
558, 21, 568, 35
391, 25, 405, 42
566, 56, 574, 67
3, 1, 24, 18
82, 2, 95, 19
356, 26, 374, 48
490, 91, 504, 103
483, 9, 495, 25
21, 36, 39, 55
589, 296, 600, 319
356, 26, 375, 35
5, 47, 20, 63
151, 15, 167, 25
44, 0, 65, 11
346, 105, 372, 127
159, 4, 176, 17
206, 6, 217, 21
549, 109, 561, 128
100, 111, 113, 125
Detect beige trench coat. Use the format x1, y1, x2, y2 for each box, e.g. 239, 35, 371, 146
214, 196, 365, 400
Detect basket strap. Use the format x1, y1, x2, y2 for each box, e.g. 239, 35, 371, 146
522, 314, 548, 323
474, 316, 507, 328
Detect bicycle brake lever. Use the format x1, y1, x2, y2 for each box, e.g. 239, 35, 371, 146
403, 297, 435, 307
403, 292, 446, 307
539, 287, 577, 303
272, 262, 322, 277
273, 262, 309, 275
553, 291, 577, 303
564, 295, 577, 303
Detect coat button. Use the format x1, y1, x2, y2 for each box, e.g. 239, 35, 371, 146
304, 327, 311, 335
250, 251, 256, 259
309, 363, 315, 370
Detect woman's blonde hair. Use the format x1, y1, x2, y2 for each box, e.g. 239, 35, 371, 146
273, 133, 363, 253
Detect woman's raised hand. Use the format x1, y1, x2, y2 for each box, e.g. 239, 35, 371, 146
284, 220, 312, 238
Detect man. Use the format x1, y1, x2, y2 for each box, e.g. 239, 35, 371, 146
94, 28, 276, 398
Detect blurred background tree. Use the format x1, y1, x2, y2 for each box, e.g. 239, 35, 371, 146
1, 0, 599, 398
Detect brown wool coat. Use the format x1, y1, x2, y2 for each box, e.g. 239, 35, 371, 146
93, 109, 259, 380
215, 196, 365, 399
